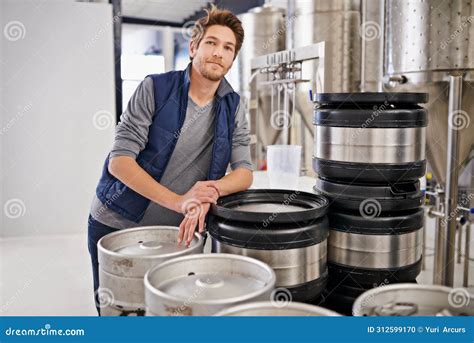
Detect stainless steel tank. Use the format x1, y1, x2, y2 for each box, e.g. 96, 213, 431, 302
384, 0, 474, 287
290, 0, 362, 173
237, 4, 286, 151
144, 254, 276, 316
353, 284, 474, 316
98, 226, 204, 316
291, 0, 361, 99
385, 0, 474, 184
215, 301, 341, 316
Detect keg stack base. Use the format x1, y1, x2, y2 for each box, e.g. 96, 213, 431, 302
313, 92, 428, 316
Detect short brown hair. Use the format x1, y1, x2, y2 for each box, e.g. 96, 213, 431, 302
190, 5, 244, 60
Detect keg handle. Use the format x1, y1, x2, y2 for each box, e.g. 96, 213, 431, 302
373, 302, 418, 316
389, 182, 418, 195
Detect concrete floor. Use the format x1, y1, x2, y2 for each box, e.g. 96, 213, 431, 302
1, 172, 473, 316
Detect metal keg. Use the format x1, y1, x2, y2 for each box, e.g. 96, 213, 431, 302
353, 284, 474, 316
313, 92, 428, 183
215, 301, 340, 316
98, 226, 204, 316
327, 208, 424, 286
314, 177, 424, 213
208, 189, 329, 303
144, 254, 276, 316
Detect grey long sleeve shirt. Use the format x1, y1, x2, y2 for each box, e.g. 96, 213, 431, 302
90, 75, 252, 229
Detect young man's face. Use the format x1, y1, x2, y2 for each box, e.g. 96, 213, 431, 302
190, 24, 237, 82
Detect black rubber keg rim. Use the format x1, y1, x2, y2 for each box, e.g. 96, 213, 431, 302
328, 208, 424, 234
314, 108, 427, 127
210, 189, 329, 223
208, 216, 329, 249
315, 92, 429, 104
314, 177, 422, 199
313, 178, 424, 213
285, 270, 328, 303
313, 158, 426, 183
327, 259, 422, 287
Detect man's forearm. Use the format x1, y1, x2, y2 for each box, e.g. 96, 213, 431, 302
108, 156, 180, 212
215, 168, 253, 197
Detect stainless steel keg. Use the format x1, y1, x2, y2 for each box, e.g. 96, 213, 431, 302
98, 226, 204, 316
144, 254, 276, 316
313, 92, 428, 183
353, 284, 474, 316
215, 301, 341, 316
208, 189, 329, 302
327, 208, 424, 286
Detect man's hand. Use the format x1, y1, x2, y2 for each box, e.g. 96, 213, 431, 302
174, 181, 220, 214
178, 203, 211, 246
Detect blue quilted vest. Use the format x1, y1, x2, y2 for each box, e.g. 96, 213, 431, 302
95, 65, 240, 223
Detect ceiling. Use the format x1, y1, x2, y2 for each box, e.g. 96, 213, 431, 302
120, 0, 288, 24
121, 0, 213, 23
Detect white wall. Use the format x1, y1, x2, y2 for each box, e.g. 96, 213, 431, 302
1, 0, 115, 237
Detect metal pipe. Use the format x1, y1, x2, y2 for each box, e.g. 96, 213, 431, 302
457, 222, 462, 263
251, 67, 260, 169
433, 185, 445, 284
110, 0, 122, 122
282, 83, 289, 144
422, 215, 427, 270
443, 74, 464, 286
464, 223, 471, 287
162, 26, 174, 72
464, 163, 474, 287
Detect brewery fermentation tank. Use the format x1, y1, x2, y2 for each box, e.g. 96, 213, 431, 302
385, 0, 474, 286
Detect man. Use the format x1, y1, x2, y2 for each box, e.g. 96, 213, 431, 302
88, 6, 252, 314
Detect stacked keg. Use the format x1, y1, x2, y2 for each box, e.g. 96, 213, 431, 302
312, 92, 428, 315
208, 189, 330, 303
